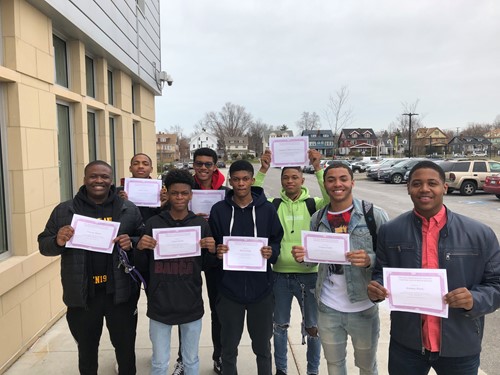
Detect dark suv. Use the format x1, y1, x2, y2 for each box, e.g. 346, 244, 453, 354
381, 158, 426, 184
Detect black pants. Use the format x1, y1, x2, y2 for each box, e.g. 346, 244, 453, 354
66, 288, 139, 375
177, 268, 222, 362
216, 292, 274, 375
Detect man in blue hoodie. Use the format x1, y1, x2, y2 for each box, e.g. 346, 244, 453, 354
209, 160, 284, 375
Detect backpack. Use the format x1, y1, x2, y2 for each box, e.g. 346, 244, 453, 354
272, 197, 317, 217
312, 200, 378, 251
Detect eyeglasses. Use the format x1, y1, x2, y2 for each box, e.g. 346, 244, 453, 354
194, 161, 214, 168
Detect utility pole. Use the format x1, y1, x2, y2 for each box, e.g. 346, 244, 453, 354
402, 113, 418, 157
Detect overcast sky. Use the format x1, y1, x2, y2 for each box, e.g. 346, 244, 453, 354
156, 0, 500, 137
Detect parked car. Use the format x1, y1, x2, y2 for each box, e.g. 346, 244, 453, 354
472, 150, 487, 157
484, 174, 500, 199
319, 159, 352, 170
302, 164, 316, 174
381, 158, 426, 184
376, 159, 408, 181
216, 161, 226, 168
446, 160, 500, 195
351, 161, 369, 173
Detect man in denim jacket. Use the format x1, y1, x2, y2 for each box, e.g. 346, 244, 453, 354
292, 162, 389, 375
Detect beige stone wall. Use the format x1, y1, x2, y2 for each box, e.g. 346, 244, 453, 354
0, 0, 158, 371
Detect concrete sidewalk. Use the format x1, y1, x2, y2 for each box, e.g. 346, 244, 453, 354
3, 288, 487, 375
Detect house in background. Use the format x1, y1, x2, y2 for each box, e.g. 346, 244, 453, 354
226, 136, 250, 158
484, 128, 500, 155
338, 128, 377, 156
189, 129, 218, 159
414, 127, 448, 155
301, 129, 334, 157
0, 0, 163, 371
262, 129, 294, 152
447, 136, 492, 156
156, 132, 179, 165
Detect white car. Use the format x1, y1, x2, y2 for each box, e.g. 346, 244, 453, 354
472, 151, 487, 157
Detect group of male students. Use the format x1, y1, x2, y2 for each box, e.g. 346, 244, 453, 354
38, 147, 500, 375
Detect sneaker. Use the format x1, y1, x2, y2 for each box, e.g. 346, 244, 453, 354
114, 362, 119, 374
172, 361, 184, 375
213, 357, 223, 374
276, 370, 286, 375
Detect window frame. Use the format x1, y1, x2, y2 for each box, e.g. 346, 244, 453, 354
87, 111, 98, 161
53, 34, 69, 88
0, 85, 9, 257
85, 55, 95, 98
108, 69, 114, 106
109, 116, 117, 182
56, 102, 75, 202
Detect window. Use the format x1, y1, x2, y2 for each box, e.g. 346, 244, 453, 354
109, 117, 116, 181
133, 121, 139, 154
0, 87, 7, 254
85, 56, 95, 98
87, 112, 97, 161
53, 35, 68, 87
131, 84, 136, 113
108, 70, 114, 105
57, 104, 73, 201
472, 162, 487, 173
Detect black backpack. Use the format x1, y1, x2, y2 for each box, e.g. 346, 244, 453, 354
272, 197, 317, 217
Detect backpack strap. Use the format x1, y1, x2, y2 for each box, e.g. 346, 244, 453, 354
272, 198, 282, 211
362, 200, 377, 252
305, 198, 317, 217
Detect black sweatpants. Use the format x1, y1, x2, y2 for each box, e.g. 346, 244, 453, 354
216, 292, 274, 375
66, 288, 139, 375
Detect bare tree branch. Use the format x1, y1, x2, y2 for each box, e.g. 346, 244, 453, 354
323, 85, 353, 154
296, 111, 321, 132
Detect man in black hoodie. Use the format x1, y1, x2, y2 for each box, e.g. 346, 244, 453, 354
209, 160, 284, 375
38, 161, 143, 375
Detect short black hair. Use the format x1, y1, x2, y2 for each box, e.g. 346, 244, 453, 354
164, 169, 195, 190
229, 160, 254, 176
324, 162, 353, 180
408, 160, 445, 183
84, 160, 113, 175
193, 148, 218, 164
281, 166, 303, 176
130, 153, 152, 165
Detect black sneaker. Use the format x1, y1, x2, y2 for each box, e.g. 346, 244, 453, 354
213, 357, 223, 374
276, 370, 287, 375
172, 361, 184, 375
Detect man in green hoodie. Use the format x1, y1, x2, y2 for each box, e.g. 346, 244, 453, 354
254, 149, 329, 375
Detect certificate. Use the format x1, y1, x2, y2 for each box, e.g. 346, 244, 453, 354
66, 214, 120, 254
189, 190, 225, 217
124, 178, 162, 207
269, 136, 309, 167
152, 226, 201, 260
383, 268, 449, 318
223, 236, 268, 272
302, 230, 350, 264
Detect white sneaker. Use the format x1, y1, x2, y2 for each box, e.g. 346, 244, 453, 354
115, 362, 119, 374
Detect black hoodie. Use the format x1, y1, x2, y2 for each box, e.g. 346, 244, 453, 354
208, 186, 284, 304
136, 210, 216, 325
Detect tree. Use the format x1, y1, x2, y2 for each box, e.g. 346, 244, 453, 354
247, 120, 270, 157
279, 124, 289, 131
203, 102, 253, 154
323, 86, 353, 155
461, 123, 493, 137
296, 112, 321, 132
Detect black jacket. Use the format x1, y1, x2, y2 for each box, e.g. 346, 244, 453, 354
38, 186, 143, 307
208, 186, 284, 304
373, 208, 500, 357
136, 211, 216, 325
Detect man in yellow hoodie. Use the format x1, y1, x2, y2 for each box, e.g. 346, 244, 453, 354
254, 149, 328, 375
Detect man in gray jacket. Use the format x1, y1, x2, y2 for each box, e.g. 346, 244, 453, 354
368, 160, 500, 375
38, 160, 143, 375
292, 162, 389, 375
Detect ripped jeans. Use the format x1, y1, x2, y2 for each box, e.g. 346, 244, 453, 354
273, 272, 321, 375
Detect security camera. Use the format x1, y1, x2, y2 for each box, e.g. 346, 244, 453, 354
166, 74, 173, 86
159, 71, 173, 87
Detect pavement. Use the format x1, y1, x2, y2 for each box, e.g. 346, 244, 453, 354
3, 287, 487, 375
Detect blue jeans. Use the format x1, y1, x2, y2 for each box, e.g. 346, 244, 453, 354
318, 302, 379, 375
273, 272, 321, 374
388, 338, 480, 375
149, 318, 202, 375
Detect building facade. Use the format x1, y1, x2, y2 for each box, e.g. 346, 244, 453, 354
226, 136, 249, 158
338, 128, 377, 156
156, 132, 179, 166
0, 0, 162, 371
189, 129, 218, 160
301, 129, 334, 157
414, 127, 448, 156
262, 129, 294, 152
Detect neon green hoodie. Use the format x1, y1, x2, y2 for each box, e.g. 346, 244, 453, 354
254, 169, 329, 273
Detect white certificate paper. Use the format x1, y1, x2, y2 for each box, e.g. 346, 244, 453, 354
189, 190, 225, 217
124, 178, 162, 207
66, 214, 120, 254
269, 136, 309, 167
302, 230, 350, 264
383, 268, 449, 318
152, 226, 201, 260
223, 236, 268, 272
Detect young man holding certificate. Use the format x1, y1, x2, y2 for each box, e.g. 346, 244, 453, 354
368, 160, 500, 375
254, 149, 328, 375
209, 160, 284, 375
292, 162, 389, 375
135, 169, 216, 375
38, 161, 144, 375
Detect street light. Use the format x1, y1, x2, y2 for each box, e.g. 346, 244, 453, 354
402, 113, 418, 158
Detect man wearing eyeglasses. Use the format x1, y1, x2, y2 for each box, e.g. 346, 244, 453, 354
172, 147, 229, 375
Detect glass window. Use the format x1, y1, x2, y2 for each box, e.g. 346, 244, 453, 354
109, 117, 116, 181
87, 112, 97, 161
131, 84, 136, 113
53, 35, 68, 87
0, 125, 7, 254
57, 104, 73, 201
108, 70, 114, 105
490, 162, 500, 173
133, 121, 139, 155
85, 56, 95, 98
472, 162, 487, 173
451, 162, 470, 173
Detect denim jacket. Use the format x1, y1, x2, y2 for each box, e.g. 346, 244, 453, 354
311, 198, 389, 303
